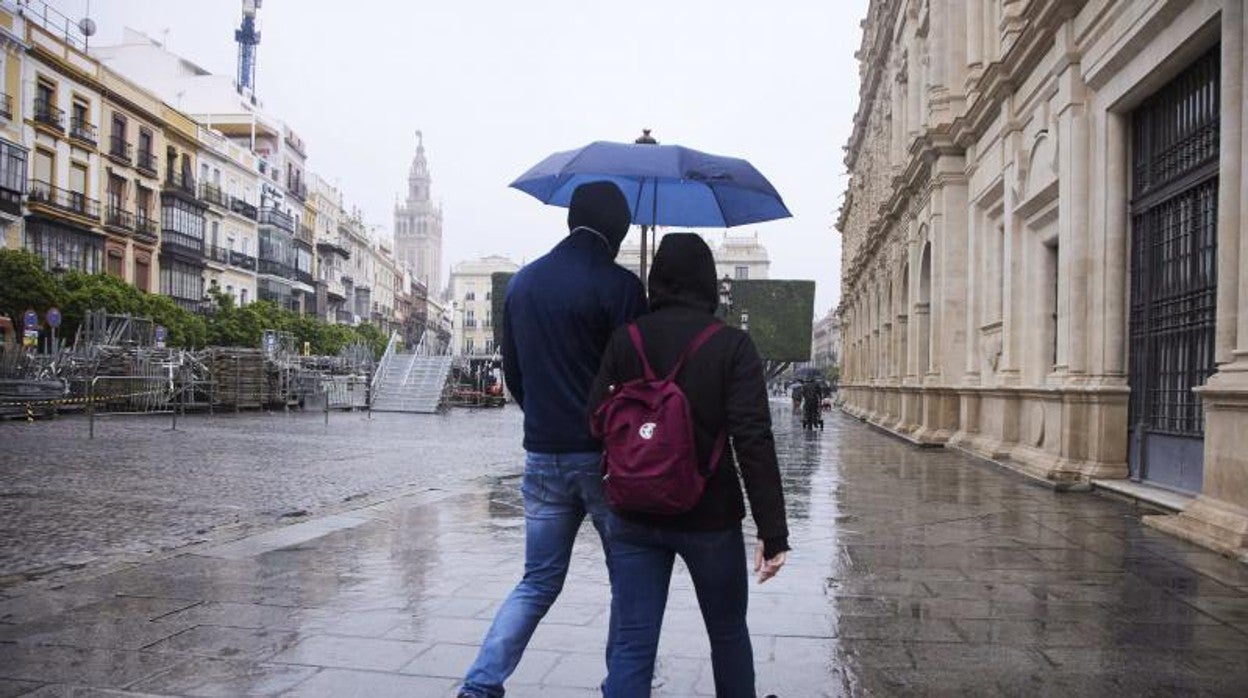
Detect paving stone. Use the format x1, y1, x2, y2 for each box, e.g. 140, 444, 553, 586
269, 635, 426, 672
0, 644, 183, 688
143, 625, 302, 661
281, 668, 456, 697
128, 656, 318, 696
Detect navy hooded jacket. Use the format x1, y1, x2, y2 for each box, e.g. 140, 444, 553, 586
502, 183, 646, 453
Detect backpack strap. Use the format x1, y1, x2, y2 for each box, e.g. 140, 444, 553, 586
627, 323, 657, 381
665, 322, 724, 381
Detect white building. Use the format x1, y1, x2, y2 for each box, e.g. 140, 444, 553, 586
811, 309, 841, 370
197, 124, 260, 306
617, 230, 771, 281
448, 255, 519, 356
394, 131, 444, 295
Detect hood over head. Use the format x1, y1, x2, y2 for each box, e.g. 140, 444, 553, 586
567, 181, 631, 256
648, 233, 719, 314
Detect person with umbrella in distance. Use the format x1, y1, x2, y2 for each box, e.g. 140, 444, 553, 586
458, 181, 646, 698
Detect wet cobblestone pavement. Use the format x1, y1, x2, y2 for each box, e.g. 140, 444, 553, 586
2, 404, 1248, 696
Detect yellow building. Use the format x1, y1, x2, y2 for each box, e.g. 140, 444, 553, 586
0, 11, 26, 251
97, 66, 164, 291
20, 19, 107, 275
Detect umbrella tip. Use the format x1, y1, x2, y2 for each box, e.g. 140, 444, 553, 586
634, 128, 658, 145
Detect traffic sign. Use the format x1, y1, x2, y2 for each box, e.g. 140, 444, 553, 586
45, 307, 62, 329
154, 325, 167, 349
22, 309, 37, 330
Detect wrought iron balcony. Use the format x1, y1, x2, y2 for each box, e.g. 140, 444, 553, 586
206, 244, 232, 265
0, 94, 11, 120
27, 179, 100, 219
70, 117, 97, 145
230, 197, 258, 220
288, 178, 307, 201
134, 214, 158, 243
296, 269, 314, 285
199, 182, 228, 208
136, 150, 158, 176
33, 97, 63, 131
258, 258, 295, 279
294, 224, 314, 247
257, 206, 294, 232
164, 171, 196, 196
107, 136, 133, 163
229, 250, 257, 271
104, 205, 134, 232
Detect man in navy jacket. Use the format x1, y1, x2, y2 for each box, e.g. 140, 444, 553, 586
460, 181, 645, 698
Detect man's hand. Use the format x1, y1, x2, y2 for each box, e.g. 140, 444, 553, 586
753, 542, 787, 584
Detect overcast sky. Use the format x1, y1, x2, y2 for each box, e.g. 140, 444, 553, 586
69, 0, 865, 314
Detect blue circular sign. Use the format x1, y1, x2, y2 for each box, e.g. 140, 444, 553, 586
46, 307, 62, 329
22, 309, 38, 330
154, 325, 167, 340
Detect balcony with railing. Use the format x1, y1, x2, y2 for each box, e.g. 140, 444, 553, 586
164, 171, 196, 197
69, 117, 97, 146
230, 197, 258, 220
136, 150, 158, 176
295, 223, 314, 248
107, 135, 133, 164
258, 258, 295, 279
296, 269, 315, 285
33, 97, 63, 131
206, 244, 231, 266
27, 179, 100, 220
103, 205, 133, 233
134, 214, 158, 243
0, 94, 11, 120
257, 206, 294, 233
229, 249, 257, 271
199, 182, 228, 209
288, 178, 307, 201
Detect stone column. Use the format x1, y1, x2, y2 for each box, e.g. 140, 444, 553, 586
1055, 56, 1089, 377
1102, 112, 1129, 377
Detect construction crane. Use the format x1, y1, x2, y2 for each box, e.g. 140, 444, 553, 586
235, 0, 261, 95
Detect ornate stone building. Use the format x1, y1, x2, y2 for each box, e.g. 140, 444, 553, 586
394, 131, 444, 295
837, 0, 1248, 558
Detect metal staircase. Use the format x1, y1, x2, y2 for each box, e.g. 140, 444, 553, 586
370, 353, 453, 413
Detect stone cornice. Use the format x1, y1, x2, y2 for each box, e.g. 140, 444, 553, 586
839, 0, 1087, 294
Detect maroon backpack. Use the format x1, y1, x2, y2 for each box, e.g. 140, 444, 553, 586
591, 322, 726, 515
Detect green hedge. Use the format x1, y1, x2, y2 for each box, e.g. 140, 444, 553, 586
0, 249, 387, 357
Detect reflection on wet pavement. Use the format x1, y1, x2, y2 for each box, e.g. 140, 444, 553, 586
1, 405, 1247, 696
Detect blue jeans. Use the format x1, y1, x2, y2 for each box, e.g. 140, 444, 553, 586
460, 451, 615, 698
603, 515, 754, 698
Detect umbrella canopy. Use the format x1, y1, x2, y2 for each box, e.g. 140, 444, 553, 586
510, 141, 791, 228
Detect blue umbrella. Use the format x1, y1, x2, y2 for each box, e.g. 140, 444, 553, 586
509, 140, 791, 228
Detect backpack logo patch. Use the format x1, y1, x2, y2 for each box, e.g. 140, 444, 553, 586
638, 422, 657, 440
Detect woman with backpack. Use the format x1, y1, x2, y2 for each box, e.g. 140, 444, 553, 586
588, 233, 790, 698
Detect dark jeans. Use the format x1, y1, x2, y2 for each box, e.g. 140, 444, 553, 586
603, 514, 755, 698
460, 451, 615, 698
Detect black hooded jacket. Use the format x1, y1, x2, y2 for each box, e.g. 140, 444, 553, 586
588, 234, 790, 558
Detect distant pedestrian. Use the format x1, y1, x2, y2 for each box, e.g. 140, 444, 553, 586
458, 181, 646, 698
588, 233, 789, 698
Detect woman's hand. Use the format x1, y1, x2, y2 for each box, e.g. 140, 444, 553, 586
754, 542, 787, 584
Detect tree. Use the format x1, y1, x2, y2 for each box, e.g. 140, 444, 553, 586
0, 249, 62, 327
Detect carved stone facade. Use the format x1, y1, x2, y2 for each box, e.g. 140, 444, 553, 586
837, 0, 1248, 559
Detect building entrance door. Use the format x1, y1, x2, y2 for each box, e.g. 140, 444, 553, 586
1127, 47, 1220, 493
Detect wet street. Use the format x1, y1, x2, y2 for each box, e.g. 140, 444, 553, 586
1, 404, 1248, 696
